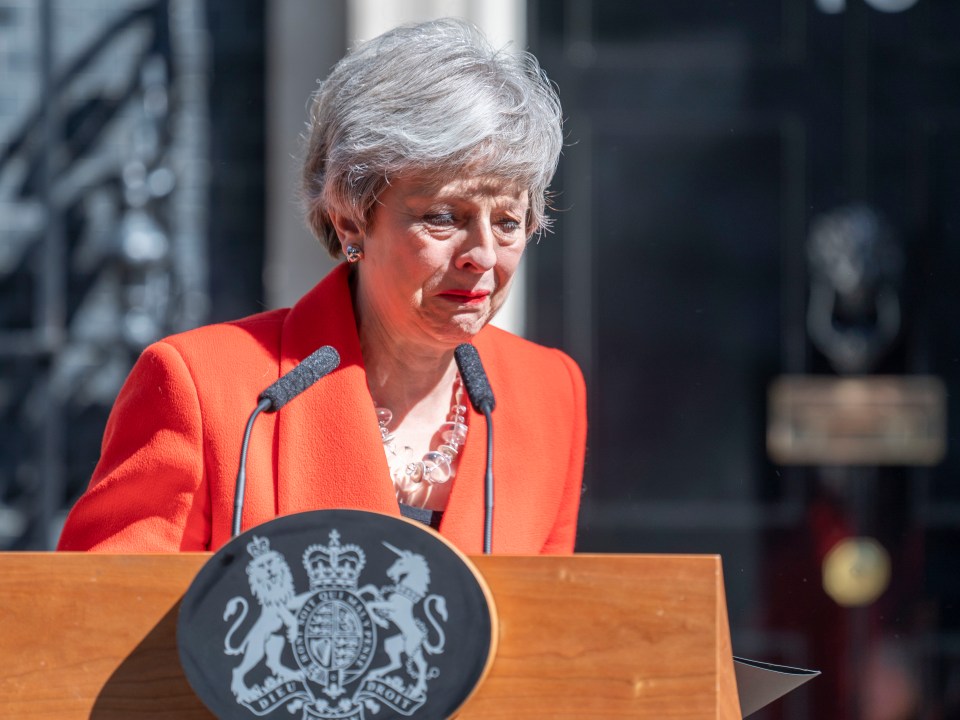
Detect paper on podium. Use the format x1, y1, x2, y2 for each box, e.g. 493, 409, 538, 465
734, 656, 820, 718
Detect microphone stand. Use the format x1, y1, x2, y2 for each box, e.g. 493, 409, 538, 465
454, 343, 496, 555
482, 406, 494, 554
231, 345, 340, 537
232, 398, 271, 537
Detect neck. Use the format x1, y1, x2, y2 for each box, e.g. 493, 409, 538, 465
354, 292, 457, 424
363, 336, 458, 421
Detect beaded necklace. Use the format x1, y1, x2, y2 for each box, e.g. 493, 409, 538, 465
375, 375, 468, 498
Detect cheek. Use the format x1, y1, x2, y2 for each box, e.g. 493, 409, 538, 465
413, 244, 459, 284
495, 246, 525, 285
383, 242, 445, 285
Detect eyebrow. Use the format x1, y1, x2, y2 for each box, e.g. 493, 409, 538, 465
404, 189, 528, 207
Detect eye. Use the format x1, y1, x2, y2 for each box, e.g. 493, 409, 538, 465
423, 212, 456, 226
496, 217, 524, 233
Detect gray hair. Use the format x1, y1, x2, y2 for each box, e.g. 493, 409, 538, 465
301, 17, 564, 257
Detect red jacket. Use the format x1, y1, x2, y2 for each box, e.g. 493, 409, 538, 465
58, 264, 586, 554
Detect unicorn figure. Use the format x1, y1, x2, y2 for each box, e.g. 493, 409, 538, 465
359, 543, 448, 699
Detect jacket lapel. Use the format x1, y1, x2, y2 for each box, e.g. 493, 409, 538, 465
437, 401, 484, 553
275, 264, 399, 518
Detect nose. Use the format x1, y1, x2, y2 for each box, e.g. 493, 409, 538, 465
455, 219, 498, 273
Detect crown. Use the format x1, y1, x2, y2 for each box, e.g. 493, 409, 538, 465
303, 530, 366, 590
246, 535, 273, 559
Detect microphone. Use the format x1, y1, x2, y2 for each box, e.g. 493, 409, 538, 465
258, 345, 341, 411
454, 343, 495, 412
232, 345, 340, 536
454, 343, 496, 554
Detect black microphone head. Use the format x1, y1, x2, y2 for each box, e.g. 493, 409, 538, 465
258, 345, 340, 412
454, 343, 495, 413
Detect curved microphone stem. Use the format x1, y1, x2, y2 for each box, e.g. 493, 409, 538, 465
232, 398, 272, 537
482, 406, 494, 554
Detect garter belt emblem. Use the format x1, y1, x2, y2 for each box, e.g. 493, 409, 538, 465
223, 530, 449, 719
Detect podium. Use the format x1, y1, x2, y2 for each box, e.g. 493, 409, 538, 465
0, 553, 741, 718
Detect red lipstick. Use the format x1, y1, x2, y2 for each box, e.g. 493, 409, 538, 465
437, 289, 490, 305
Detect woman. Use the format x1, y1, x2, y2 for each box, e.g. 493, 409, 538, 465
58, 18, 586, 555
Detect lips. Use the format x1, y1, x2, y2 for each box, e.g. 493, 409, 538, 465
437, 289, 491, 305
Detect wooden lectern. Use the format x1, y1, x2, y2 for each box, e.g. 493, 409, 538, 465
0, 553, 741, 719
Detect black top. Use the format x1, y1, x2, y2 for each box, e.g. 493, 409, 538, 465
399, 502, 443, 530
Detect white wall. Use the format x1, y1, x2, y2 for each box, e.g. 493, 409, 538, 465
264, 1, 345, 311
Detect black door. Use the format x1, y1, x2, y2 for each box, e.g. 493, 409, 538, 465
529, 1, 960, 717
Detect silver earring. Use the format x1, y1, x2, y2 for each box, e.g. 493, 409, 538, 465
345, 244, 364, 263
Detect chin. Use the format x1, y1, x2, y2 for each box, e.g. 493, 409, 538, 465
439, 327, 483, 348
420, 308, 493, 347
427, 321, 487, 349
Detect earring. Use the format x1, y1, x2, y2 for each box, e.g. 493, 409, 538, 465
344, 244, 364, 263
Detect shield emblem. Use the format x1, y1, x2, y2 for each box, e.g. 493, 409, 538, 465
178, 509, 496, 719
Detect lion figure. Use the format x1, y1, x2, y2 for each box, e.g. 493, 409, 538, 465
223, 538, 304, 702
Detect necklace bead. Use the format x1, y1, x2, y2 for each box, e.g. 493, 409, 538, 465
375, 375, 467, 497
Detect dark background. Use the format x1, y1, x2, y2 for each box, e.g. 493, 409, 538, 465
527, 2, 960, 718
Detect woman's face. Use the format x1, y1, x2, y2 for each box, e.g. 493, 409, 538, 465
346, 174, 529, 351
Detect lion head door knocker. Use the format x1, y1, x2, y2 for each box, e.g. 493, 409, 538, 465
806, 204, 904, 375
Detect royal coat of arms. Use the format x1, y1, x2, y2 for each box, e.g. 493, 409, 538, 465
222, 530, 449, 719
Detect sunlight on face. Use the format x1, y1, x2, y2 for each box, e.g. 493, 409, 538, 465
353, 174, 529, 351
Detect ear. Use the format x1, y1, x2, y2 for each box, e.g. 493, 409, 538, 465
327, 209, 363, 252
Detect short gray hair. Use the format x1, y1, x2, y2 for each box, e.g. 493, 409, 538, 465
301, 17, 564, 258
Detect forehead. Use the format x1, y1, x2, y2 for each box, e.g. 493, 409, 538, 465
386, 173, 528, 205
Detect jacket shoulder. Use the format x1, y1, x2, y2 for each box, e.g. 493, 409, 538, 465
132, 308, 291, 403
477, 324, 579, 364
475, 325, 585, 401
158, 308, 288, 361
